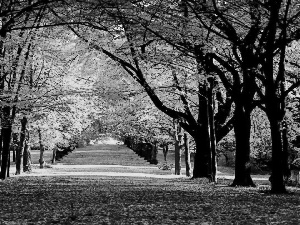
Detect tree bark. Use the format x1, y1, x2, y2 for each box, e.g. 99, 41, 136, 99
52, 147, 57, 164
38, 128, 45, 168
231, 104, 255, 187
22, 118, 31, 173
281, 120, 290, 180
150, 142, 158, 164
184, 133, 192, 177
6, 147, 10, 178
12, 133, 18, 163
162, 144, 168, 162
174, 120, 181, 175
16, 117, 27, 175
23, 141, 31, 173
208, 78, 217, 182
192, 82, 212, 180
0, 106, 12, 179
193, 133, 212, 180
268, 115, 286, 193
0, 134, 2, 167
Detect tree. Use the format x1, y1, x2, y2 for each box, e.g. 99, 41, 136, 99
178, 0, 300, 192
15, 117, 28, 175
184, 132, 192, 177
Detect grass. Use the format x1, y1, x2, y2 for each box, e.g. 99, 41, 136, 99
1, 144, 299, 224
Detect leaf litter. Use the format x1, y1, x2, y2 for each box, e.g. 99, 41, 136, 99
0, 175, 299, 225
1, 144, 299, 224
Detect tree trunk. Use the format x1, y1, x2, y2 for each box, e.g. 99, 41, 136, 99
231, 104, 255, 187
6, 148, 10, 178
12, 144, 16, 162
192, 80, 213, 180
208, 78, 217, 182
281, 120, 290, 181
173, 120, 181, 175
150, 142, 158, 164
162, 144, 168, 162
268, 117, 286, 193
52, 147, 57, 164
184, 133, 192, 177
0, 106, 12, 179
23, 119, 31, 173
16, 117, 27, 175
12, 133, 18, 163
193, 133, 212, 180
0, 134, 2, 167
38, 128, 45, 168
192, 106, 212, 179
23, 142, 31, 173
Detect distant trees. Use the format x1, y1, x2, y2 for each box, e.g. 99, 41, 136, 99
0, 1, 105, 178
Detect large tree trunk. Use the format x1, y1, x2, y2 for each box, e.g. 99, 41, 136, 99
16, 117, 27, 175
193, 82, 212, 180
184, 133, 192, 177
231, 104, 255, 187
268, 116, 286, 193
193, 135, 212, 180
38, 128, 45, 168
0, 106, 12, 179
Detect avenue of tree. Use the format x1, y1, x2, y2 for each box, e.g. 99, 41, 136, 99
0, 0, 300, 194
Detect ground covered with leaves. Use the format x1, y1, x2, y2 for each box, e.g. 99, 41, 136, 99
1, 144, 300, 224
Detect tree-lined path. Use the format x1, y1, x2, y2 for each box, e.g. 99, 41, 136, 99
8, 141, 267, 181
2, 143, 299, 224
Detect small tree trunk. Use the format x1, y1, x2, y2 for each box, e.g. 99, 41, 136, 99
16, 117, 27, 175
12, 133, 19, 163
208, 78, 217, 182
0, 134, 2, 167
23, 141, 31, 173
231, 103, 255, 187
162, 144, 169, 161
6, 145, 10, 178
12, 145, 16, 162
38, 128, 45, 168
52, 147, 57, 164
224, 154, 229, 166
184, 133, 192, 177
150, 142, 158, 164
174, 120, 181, 175
281, 120, 290, 181
0, 106, 13, 179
